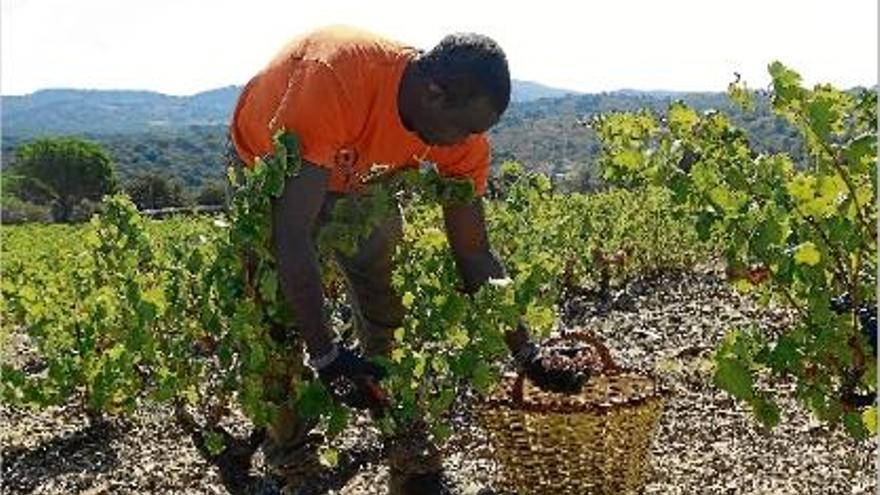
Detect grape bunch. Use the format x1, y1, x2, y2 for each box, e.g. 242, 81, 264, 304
858, 305, 877, 353
829, 293, 877, 354
540, 344, 606, 376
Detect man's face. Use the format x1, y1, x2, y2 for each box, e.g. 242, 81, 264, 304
416, 88, 501, 146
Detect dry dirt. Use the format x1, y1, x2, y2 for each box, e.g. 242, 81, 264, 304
2, 267, 876, 494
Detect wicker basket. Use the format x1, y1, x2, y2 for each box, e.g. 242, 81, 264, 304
478, 330, 669, 495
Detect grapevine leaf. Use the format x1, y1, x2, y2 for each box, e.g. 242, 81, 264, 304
319, 447, 340, 468
204, 430, 226, 457
750, 393, 780, 429
793, 242, 821, 266
714, 357, 754, 400
862, 407, 877, 436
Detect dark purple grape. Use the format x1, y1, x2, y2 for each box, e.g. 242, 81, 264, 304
858, 303, 877, 354
830, 293, 853, 314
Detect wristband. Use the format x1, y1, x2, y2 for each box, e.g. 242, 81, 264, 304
513, 341, 539, 366
309, 343, 340, 370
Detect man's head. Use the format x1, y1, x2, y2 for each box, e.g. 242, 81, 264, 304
402, 33, 510, 146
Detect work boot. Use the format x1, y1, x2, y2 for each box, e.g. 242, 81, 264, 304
262, 431, 324, 494
389, 469, 458, 495
261, 401, 323, 494
385, 421, 459, 495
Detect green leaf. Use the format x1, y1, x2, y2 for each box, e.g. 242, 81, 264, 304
327, 405, 349, 436
727, 77, 754, 111
471, 362, 495, 395
843, 411, 868, 439
667, 102, 700, 136
431, 423, 453, 443
843, 133, 877, 173
143, 286, 166, 315
714, 357, 754, 400
768, 61, 803, 105
806, 95, 834, 139
258, 269, 279, 304
766, 335, 801, 373
750, 393, 780, 429
753, 216, 784, 256
296, 381, 331, 421
204, 430, 226, 457
429, 388, 455, 416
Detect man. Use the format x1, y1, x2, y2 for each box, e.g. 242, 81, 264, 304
229, 25, 585, 494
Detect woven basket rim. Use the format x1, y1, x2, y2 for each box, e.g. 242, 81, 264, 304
480, 369, 672, 415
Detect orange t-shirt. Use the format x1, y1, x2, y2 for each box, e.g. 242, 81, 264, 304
230, 26, 491, 196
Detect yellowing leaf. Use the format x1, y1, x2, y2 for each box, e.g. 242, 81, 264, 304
524, 303, 556, 334
446, 325, 470, 348
786, 174, 816, 203
402, 291, 415, 309
668, 103, 700, 135
391, 348, 406, 363
733, 278, 753, 293
793, 242, 821, 266
803, 175, 846, 217
862, 406, 877, 435
614, 149, 643, 170
319, 447, 339, 468
413, 353, 427, 379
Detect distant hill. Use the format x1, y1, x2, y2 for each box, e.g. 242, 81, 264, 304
1, 81, 575, 137
2, 86, 241, 136
510, 81, 579, 102
1, 82, 807, 191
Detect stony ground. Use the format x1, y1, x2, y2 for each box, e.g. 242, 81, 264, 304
2, 267, 876, 494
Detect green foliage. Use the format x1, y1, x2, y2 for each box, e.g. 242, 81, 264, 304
1, 129, 707, 447
196, 180, 228, 206
2, 88, 809, 197
9, 137, 118, 222
594, 63, 877, 436
124, 172, 191, 210
0, 194, 52, 224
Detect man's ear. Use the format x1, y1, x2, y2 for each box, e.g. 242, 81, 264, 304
423, 81, 447, 110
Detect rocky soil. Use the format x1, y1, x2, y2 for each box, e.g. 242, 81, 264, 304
2, 267, 876, 494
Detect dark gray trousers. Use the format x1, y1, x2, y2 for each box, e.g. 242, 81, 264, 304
264, 193, 441, 477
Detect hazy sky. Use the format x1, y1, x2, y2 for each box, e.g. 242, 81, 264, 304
2, 0, 877, 95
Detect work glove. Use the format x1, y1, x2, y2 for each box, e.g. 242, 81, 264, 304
513, 341, 588, 394
311, 345, 390, 413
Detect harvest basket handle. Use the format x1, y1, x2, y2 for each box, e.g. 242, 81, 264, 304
512, 330, 619, 405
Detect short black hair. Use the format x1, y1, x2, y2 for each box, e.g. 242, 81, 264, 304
417, 33, 511, 115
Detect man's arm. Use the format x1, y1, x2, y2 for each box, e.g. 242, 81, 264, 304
271, 162, 335, 359
271, 162, 389, 411
441, 198, 531, 353
443, 197, 586, 394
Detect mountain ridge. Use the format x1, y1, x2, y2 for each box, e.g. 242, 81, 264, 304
1, 81, 581, 137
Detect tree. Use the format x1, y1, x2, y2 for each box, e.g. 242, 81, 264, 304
11, 137, 118, 222
124, 172, 190, 210
195, 179, 228, 206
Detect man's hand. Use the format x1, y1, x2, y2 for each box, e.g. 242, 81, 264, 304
514, 342, 587, 394
313, 346, 390, 413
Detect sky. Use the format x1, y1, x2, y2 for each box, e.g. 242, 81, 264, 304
1, 0, 877, 96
